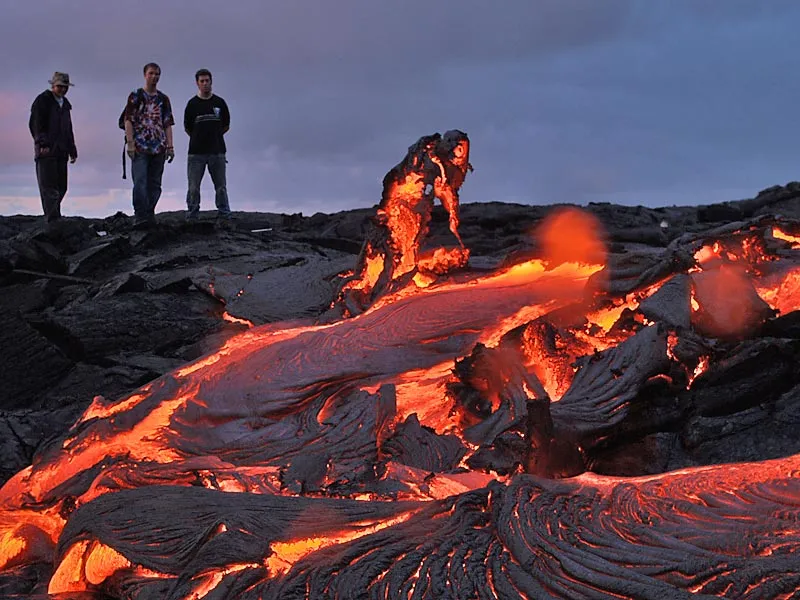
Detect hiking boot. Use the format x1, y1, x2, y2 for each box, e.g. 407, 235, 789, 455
214, 218, 235, 231
44, 218, 64, 236
132, 216, 156, 230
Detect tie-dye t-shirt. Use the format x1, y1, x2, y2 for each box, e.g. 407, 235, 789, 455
125, 89, 175, 154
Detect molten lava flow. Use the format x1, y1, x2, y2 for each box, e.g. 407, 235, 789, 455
755, 265, 800, 316
340, 243, 384, 295
48, 540, 90, 594
339, 130, 473, 314
186, 563, 264, 599
416, 246, 470, 277
30, 386, 192, 503
2, 205, 800, 598
49, 539, 165, 595
688, 355, 710, 387
370, 257, 606, 436
223, 311, 254, 327
78, 391, 149, 424
772, 226, 800, 247
0, 249, 601, 581
392, 362, 457, 433
0, 530, 25, 567
267, 512, 417, 575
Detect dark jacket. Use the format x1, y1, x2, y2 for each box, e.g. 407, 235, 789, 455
29, 90, 77, 160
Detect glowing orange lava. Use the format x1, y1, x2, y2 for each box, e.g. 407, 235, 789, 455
267, 511, 418, 575
690, 264, 764, 339
535, 207, 607, 268
1, 206, 800, 597
772, 226, 800, 247
755, 265, 800, 316
223, 311, 254, 327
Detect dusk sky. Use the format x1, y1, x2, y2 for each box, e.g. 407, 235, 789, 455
2, 1, 799, 218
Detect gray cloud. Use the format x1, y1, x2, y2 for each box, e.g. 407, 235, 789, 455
1, 0, 800, 218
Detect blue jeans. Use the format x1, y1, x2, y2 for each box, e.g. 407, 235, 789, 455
186, 154, 230, 217
131, 152, 166, 222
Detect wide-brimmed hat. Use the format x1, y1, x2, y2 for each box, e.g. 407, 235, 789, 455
48, 72, 74, 87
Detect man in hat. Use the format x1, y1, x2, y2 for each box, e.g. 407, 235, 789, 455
124, 62, 175, 228
29, 72, 78, 224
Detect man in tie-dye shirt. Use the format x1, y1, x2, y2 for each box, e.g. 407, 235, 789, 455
124, 62, 175, 227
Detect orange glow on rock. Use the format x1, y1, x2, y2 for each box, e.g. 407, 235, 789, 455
478, 261, 604, 348
755, 265, 800, 316
689, 356, 710, 388
0, 507, 63, 564
424, 470, 498, 499
223, 311, 254, 327
342, 243, 385, 294
693, 244, 718, 265
0, 530, 26, 569
0, 522, 55, 571
519, 324, 582, 401
27, 386, 193, 503
188, 563, 261, 598
78, 392, 148, 425
535, 207, 607, 268
772, 227, 800, 247
417, 246, 470, 276
48, 540, 91, 594
694, 234, 775, 272
267, 512, 417, 575
411, 271, 437, 288
84, 542, 132, 585
586, 298, 639, 333
690, 265, 765, 339
50, 540, 165, 594
394, 362, 457, 433
340, 132, 472, 313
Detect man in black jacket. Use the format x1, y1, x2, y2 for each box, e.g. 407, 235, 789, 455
29, 72, 78, 224
183, 68, 231, 221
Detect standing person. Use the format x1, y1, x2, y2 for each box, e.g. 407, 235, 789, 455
29, 72, 78, 225
183, 68, 231, 221
124, 62, 175, 228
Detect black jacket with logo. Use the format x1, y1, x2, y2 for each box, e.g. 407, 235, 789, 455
184, 94, 230, 155
29, 90, 77, 160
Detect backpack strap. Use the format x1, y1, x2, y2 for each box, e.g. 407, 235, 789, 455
134, 88, 144, 112
119, 88, 143, 179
